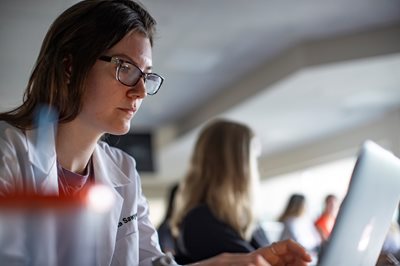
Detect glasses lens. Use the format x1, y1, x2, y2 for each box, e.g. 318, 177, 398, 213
118, 62, 142, 86
145, 74, 162, 95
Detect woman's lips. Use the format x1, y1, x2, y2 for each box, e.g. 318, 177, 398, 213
119, 107, 136, 116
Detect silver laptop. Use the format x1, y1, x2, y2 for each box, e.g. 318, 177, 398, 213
318, 140, 400, 266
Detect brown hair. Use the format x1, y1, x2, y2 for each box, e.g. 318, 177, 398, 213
0, 0, 156, 129
278, 193, 306, 222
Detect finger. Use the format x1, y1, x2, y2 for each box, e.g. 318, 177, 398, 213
287, 256, 312, 266
268, 241, 310, 265
252, 254, 272, 266
211, 253, 272, 266
269, 242, 285, 266
276, 239, 312, 262
284, 254, 294, 262
254, 245, 283, 266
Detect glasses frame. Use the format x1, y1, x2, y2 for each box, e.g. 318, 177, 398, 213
98, 55, 164, 95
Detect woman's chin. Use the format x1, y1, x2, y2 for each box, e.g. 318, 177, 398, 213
108, 124, 131, 136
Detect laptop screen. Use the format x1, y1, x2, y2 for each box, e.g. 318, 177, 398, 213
318, 141, 400, 266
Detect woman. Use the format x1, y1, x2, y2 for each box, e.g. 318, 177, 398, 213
157, 183, 180, 255
0, 1, 311, 265
171, 119, 270, 263
314, 194, 339, 241
278, 194, 322, 260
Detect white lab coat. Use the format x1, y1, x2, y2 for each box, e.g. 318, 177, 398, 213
0, 121, 164, 266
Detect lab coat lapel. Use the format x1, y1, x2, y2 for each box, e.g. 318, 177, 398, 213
25, 126, 58, 194
92, 145, 132, 265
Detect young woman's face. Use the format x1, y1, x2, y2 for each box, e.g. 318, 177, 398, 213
78, 31, 152, 136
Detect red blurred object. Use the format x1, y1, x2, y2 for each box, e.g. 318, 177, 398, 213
0, 186, 102, 266
0, 186, 92, 210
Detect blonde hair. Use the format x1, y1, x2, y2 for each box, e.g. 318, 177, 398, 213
171, 119, 258, 240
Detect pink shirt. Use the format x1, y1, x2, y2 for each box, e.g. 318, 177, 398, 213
57, 159, 93, 195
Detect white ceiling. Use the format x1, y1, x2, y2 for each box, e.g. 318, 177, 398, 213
1, 0, 400, 181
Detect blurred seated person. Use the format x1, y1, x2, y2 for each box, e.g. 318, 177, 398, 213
376, 252, 400, 266
376, 221, 400, 265
314, 194, 339, 241
278, 193, 322, 259
170, 119, 270, 264
157, 183, 179, 255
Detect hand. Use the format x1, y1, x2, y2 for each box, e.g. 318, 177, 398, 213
254, 239, 312, 266
193, 252, 272, 266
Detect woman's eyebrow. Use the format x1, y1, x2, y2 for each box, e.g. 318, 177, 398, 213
115, 53, 153, 72
113, 53, 136, 64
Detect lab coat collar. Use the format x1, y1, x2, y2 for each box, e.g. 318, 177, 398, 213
92, 144, 132, 188
25, 126, 132, 194
25, 125, 59, 194
91, 144, 132, 265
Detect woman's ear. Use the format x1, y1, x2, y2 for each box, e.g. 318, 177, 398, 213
63, 56, 72, 84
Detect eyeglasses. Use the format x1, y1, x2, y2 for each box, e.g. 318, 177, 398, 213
98, 55, 164, 95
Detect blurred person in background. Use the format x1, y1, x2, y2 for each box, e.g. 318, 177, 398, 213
157, 183, 179, 255
377, 222, 400, 265
278, 194, 322, 260
170, 119, 271, 264
314, 194, 339, 241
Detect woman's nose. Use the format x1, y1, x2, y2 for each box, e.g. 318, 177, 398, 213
126, 78, 147, 99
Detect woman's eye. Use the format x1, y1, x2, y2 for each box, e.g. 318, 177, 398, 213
120, 63, 131, 73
